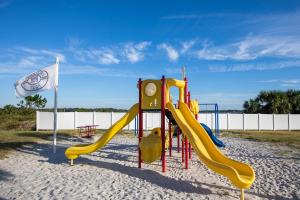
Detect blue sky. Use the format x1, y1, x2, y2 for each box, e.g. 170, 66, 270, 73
0, 0, 300, 109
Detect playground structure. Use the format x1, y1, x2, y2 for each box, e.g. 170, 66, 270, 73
199, 103, 220, 136
188, 101, 225, 147
65, 76, 255, 200
201, 123, 225, 147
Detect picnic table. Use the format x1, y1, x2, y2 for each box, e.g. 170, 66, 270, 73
77, 125, 98, 138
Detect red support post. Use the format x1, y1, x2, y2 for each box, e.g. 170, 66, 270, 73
161, 76, 166, 173
185, 135, 188, 169
184, 78, 188, 169
176, 101, 180, 153
169, 121, 172, 157
177, 128, 180, 153
188, 91, 191, 108
188, 91, 192, 159
138, 79, 143, 168
188, 142, 191, 159
184, 78, 188, 103
181, 134, 184, 163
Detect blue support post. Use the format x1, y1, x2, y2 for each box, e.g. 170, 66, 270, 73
214, 104, 217, 135
199, 103, 220, 136
216, 104, 220, 136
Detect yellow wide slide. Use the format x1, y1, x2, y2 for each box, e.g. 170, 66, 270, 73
65, 103, 139, 160
166, 102, 255, 189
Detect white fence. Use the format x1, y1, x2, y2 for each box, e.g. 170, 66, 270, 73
36, 111, 300, 131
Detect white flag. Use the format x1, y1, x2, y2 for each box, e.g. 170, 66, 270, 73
14, 63, 58, 98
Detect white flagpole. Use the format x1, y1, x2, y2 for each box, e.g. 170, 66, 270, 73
53, 57, 59, 153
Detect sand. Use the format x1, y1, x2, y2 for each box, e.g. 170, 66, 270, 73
0, 134, 299, 200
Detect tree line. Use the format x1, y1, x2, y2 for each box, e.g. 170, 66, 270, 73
0, 94, 127, 116
0, 95, 127, 130
0, 94, 47, 115
2, 91, 300, 115
243, 90, 300, 114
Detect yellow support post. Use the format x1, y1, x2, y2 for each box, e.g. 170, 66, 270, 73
240, 189, 244, 200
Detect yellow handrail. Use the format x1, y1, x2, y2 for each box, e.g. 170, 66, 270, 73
165, 78, 185, 103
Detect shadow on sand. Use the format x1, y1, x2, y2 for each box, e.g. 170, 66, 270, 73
15, 142, 212, 195
0, 169, 14, 182
13, 141, 299, 200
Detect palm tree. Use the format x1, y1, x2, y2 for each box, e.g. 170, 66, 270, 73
287, 90, 300, 114
243, 98, 261, 113
244, 90, 299, 114
257, 91, 291, 114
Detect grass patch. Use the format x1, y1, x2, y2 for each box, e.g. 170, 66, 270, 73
0, 130, 75, 159
0, 113, 35, 130
222, 130, 300, 149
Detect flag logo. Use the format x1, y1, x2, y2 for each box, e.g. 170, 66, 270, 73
15, 63, 57, 98
21, 70, 49, 91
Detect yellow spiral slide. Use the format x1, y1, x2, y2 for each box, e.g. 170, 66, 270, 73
166, 101, 255, 189
65, 103, 139, 161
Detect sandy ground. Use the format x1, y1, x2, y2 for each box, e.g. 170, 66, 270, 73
0, 134, 299, 200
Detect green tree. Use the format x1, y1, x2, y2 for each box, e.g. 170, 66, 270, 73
287, 90, 300, 114
244, 90, 300, 114
256, 91, 289, 113
243, 98, 261, 113
1, 104, 18, 115
17, 94, 47, 109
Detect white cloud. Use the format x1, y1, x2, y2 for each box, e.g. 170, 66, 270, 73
197, 35, 300, 61
0, 50, 63, 75
94, 50, 120, 65
282, 79, 300, 84
258, 79, 278, 83
162, 10, 300, 62
198, 48, 227, 60
61, 64, 156, 79
41, 50, 65, 62
69, 49, 89, 62
68, 40, 151, 64
258, 79, 300, 87
0, 44, 157, 79
181, 40, 196, 53
158, 43, 179, 61
208, 60, 300, 72
161, 13, 241, 20
15, 47, 66, 63
124, 41, 151, 63
70, 48, 120, 65
100, 52, 119, 64
259, 79, 300, 83
281, 83, 299, 87
0, 65, 23, 74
